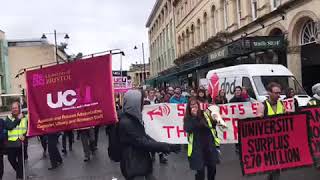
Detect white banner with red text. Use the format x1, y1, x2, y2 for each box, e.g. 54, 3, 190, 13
142, 99, 295, 144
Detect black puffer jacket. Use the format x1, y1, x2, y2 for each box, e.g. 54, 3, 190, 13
184, 112, 217, 170
119, 90, 171, 179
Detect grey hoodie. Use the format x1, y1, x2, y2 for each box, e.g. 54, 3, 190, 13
123, 90, 143, 123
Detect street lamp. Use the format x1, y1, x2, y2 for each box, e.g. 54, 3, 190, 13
134, 43, 146, 84
41, 30, 70, 63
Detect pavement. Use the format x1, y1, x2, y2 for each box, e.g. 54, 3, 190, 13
3, 129, 320, 180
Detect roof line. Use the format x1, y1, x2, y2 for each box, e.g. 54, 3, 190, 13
145, 0, 163, 28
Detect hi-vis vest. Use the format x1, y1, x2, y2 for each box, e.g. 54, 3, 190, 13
7, 115, 27, 142
265, 100, 284, 115
187, 111, 221, 157
308, 99, 319, 106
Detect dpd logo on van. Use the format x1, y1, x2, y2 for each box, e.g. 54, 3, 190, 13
208, 73, 237, 98
221, 78, 236, 95
208, 73, 220, 99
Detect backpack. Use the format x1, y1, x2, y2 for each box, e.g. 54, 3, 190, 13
107, 122, 122, 162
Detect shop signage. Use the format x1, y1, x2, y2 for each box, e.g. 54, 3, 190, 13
112, 71, 127, 77
208, 46, 229, 62
249, 36, 284, 50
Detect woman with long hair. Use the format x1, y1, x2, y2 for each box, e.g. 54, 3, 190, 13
215, 89, 228, 104
197, 89, 208, 104
184, 97, 218, 180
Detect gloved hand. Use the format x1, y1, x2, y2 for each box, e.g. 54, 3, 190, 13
169, 144, 181, 153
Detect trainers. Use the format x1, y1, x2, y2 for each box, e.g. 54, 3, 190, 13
84, 157, 90, 162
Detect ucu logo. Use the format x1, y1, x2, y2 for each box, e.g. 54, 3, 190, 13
47, 86, 92, 109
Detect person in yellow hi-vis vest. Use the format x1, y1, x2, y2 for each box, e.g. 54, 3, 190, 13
5, 101, 27, 180
184, 97, 219, 180
263, 82, 286, 180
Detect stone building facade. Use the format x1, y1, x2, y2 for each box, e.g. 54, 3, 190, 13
146, 0, 320, 93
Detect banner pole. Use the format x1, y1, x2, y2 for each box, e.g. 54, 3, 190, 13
15, 49, 123, 78
22, 141, 26, 180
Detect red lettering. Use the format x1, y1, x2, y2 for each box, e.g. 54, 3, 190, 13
233, 118, 239, 140
163, 126, 175, 139
220, 105, 228, 115
223, 118, 231, 140
287, 99, 293, 110
230, 105, 237, 114
200, 103, 209, 110
177, 104, 186, 117
238, 104, 245, 115
176, 126, 187, 138
251, 103, 258, 115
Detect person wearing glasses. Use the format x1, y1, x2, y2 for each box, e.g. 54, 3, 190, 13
262, 82, 286, 180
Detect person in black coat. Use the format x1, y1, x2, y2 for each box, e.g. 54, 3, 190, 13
184, 97, 218, 180
229, 86, 247, 103
119, 90, 180, 180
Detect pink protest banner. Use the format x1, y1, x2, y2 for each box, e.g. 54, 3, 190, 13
26, 55, 117, 136
238, 113, 313, 175
303, 107, 320, 167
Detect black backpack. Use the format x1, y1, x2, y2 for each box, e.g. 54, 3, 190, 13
107, 122, 122, 162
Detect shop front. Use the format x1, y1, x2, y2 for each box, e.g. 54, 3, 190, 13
149, 36, 285, 89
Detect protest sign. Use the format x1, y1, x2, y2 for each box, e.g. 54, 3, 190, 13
303, 107, 320, 167
26, 54, 117, 136
143, 100, 295, 144
238, 113, 313, 175
143, 103, 187, 144
113, 76, 132, 93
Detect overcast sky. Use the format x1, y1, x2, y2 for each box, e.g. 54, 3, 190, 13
0, 0, 156, 70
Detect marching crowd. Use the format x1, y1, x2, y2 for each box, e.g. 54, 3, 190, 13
1, 83, 320, 180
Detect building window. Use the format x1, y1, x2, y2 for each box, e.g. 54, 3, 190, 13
186, 29, 190, 51
224, 0, 228, 30
251, 0, 258, 20
191, 24, 195, 48
182, 32, 185, 54
301, 20, 317, 45
197, 19, 201, 45
211, 6, 217, 35
271, 0, 281, 10
236, 0, 242, 26
203, 12, 208, 41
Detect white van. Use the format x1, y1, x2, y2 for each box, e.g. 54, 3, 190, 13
206, 64, 310, 106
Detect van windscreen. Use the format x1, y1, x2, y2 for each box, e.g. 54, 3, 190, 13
252, 76, 307, 95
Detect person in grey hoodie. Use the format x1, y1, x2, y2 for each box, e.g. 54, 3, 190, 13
119, 90, 180, 180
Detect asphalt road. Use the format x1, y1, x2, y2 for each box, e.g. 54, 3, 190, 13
3, 129, 320, 180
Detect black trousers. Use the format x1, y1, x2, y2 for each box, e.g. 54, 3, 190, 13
62, 131, 73, 151
48, 133, 62, 166
94, 126, 100, 147
0, 147, 3, 180
24, 138, 28, 160
195, 165, 216, 180
7, 147, 23, 179
39, 135, 48, 153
